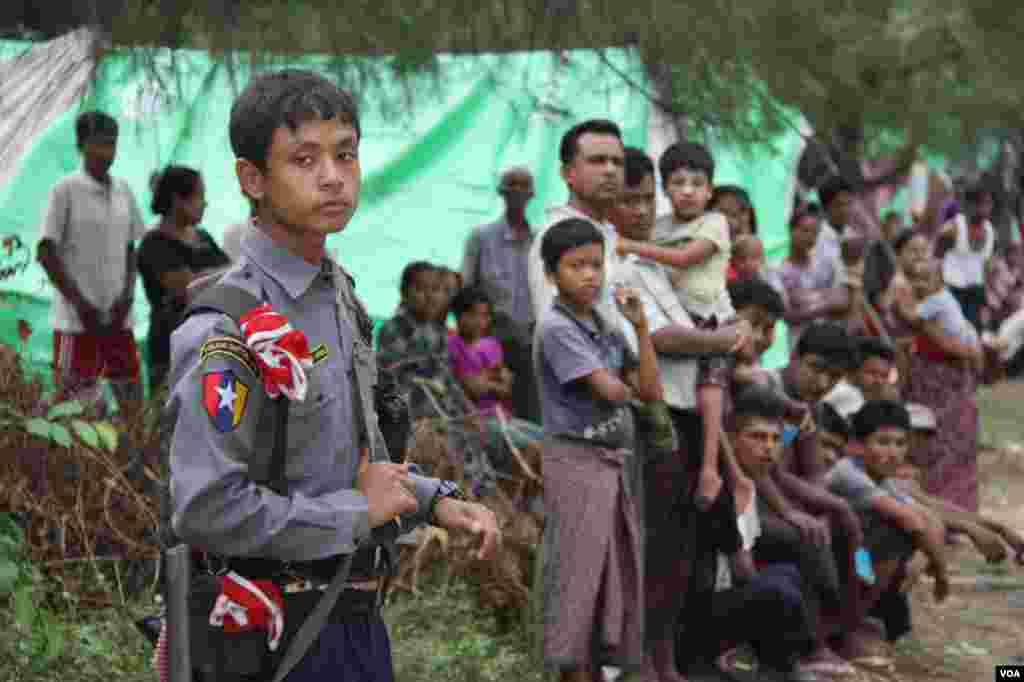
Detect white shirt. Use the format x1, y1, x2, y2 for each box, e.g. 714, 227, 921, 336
814, 220, 845, 281
942, 214, 994, 289
622, 256, 699, 411
39, 171, 145, 332
715, 490, 762, 591
527, 203, 637, 353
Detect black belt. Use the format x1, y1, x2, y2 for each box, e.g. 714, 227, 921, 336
224, 556, 345, 582
220, 546, 389, 583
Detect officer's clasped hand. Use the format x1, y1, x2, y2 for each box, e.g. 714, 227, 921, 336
358, 449, 419, 528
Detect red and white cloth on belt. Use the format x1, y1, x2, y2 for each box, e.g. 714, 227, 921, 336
239, 303, 314, 401
152, 572, 286, 682
209, 571, 286, 650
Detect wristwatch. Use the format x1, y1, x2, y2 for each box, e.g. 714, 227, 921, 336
428, 479, 467, 523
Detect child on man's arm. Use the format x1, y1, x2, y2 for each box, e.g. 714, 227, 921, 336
615, 142, 736, 510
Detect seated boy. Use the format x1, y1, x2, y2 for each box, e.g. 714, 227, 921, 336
824, 336, 900, 419
727, 302, 860, 673
690, 385, 823, 682
825, 400, 950, 632
378, 261, 450, 384
891, 404, 1024, 565
378, 261, 462, 419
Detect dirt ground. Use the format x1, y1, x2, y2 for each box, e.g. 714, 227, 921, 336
836, 381, 1024, 682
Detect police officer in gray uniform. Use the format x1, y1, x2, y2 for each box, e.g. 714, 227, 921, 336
167, 69, 500, 682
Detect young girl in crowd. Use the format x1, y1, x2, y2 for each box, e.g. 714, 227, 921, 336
535, 217, 661, 682
448, 286, 543, 492
710, 184, 758, 239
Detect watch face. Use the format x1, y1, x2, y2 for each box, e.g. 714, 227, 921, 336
438, 479, 466, 500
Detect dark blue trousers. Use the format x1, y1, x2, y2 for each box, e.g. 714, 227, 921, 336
285, 615, 394, 682
205, 613, 394, 682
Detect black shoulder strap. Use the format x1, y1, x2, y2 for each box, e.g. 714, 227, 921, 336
184, 281, 290, 493
185, 282, 263, 326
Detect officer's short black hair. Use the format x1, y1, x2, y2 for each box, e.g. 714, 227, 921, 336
400, 261, 436, 296
852, 400, 910, 441
75, 111, 118, 146
230, 69, 360, 170
731, 384, 788, 430
854, 336, 896, 368
450, 287, 492, 318
728, 276, 785, 318
817, 402, 850, 440
623, 147, 654, 188
795, 321, 855, 371
559, 119, 622, 165
541, 218, 604, 274
659, 141, 715, 185
819, 176, 854, 210
150, 165, 201, 216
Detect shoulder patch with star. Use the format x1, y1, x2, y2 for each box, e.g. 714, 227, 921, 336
203, 369, 250, 433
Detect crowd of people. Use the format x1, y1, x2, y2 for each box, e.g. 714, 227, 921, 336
31, 102, 1024, 682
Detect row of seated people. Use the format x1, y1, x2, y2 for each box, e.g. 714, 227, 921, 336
374, 257, 1024, 680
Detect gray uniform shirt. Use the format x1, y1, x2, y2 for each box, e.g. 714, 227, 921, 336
168, 227, 440, 561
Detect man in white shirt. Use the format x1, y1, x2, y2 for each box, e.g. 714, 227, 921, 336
526, 119, 635, 349
36, 111, 145, 409
610, 146, 752, 682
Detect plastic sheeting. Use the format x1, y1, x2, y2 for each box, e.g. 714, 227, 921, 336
0, 40, 649, 375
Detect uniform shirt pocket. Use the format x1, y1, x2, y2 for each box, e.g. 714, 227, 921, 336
286, 363, 342, 480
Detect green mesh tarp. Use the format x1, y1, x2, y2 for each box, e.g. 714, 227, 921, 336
0, 46, 649, 380
1, 38, 825, 381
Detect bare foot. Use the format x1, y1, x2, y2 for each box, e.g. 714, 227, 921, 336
800, 647, 856, 676
835, 630, 882, 661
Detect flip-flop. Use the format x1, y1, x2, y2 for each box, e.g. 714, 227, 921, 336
799, 659, 856, 676
852, 655, 895, 672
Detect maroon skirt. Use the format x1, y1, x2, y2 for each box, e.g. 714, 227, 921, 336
541, 438, 644, 671
904, 353, 979, 512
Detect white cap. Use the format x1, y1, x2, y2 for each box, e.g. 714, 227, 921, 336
824, 382, 864, 418
907, 403, 937, 432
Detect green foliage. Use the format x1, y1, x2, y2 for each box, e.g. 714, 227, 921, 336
0, 513, 69, 670
1, 399, 119, 453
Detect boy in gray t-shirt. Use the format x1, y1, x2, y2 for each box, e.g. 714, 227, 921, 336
825, 400, 949, 605
534, 217, 663, 677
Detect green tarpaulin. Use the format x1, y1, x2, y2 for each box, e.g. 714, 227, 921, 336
0, 39, 811, 384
